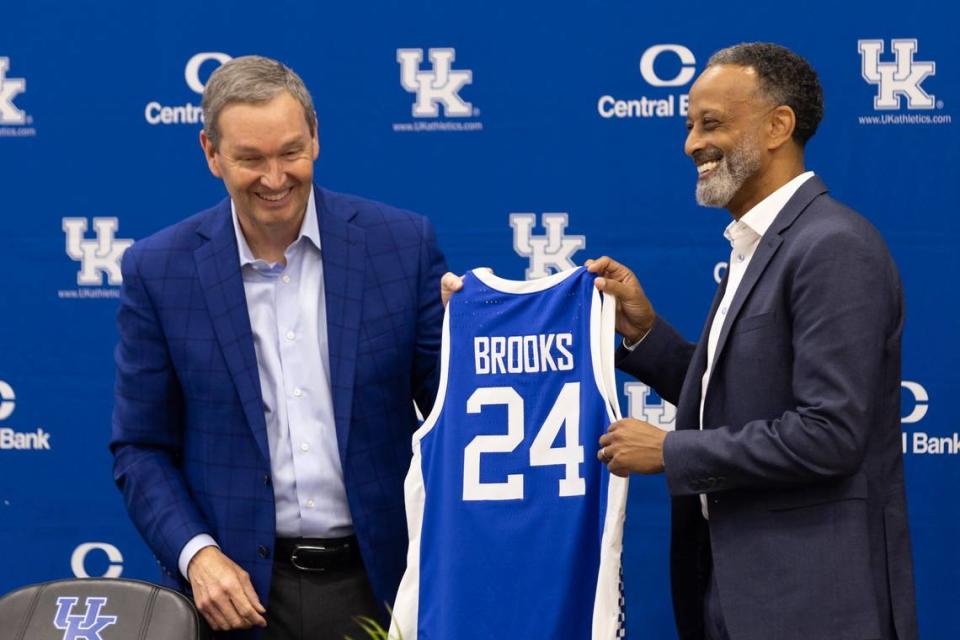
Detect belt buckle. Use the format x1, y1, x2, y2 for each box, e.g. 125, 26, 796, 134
290, 544, 332, 572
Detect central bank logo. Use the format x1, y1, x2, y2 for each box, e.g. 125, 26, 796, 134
859, 39, 935, 110
393, 48, 481, 133
899, 380, 958, 455
0, 380, 51, 450
511, 213, 586, 280
0, 56, 37, 137
145, 52, 232, 125
598, 44, 696, 120
54, 597, 118, 640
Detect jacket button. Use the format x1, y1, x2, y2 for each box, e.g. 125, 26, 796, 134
258, 545, 270, 559
262, 473, 271, 485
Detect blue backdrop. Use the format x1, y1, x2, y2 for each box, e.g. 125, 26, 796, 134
2, 0, 957, 637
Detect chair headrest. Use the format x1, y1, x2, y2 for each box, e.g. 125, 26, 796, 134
0, 578, 208, 640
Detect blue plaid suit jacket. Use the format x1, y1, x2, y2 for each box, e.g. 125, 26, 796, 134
111, 186, 447, 633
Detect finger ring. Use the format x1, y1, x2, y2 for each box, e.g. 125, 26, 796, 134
601, 447, 607, 461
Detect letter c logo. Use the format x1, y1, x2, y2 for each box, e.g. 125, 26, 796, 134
71, 543, 124, 579
0, 380, 14, 420
185, 52, 232, 95
713, 262, 728, 284
639, 45, 697, 87
901, 381, 929, 424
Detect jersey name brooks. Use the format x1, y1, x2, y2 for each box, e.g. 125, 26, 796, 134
473, 333, 574, 374
392, 267, 628, 639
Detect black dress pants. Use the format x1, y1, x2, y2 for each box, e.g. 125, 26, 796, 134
262, 555, 382, 640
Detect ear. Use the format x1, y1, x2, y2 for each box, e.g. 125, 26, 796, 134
766, 105, 796, 151
311, 119, 320, 161
199, 130, 223, 178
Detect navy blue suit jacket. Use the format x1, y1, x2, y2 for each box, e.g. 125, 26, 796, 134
111, 186, 446, 636
618, 177, 918, 640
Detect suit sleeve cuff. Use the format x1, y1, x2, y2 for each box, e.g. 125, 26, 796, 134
178, 534, 219, 580
662, 429, 701, 496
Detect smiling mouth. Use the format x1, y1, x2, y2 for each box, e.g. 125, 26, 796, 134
696, 160, 720, 179
255, 187, 293, 203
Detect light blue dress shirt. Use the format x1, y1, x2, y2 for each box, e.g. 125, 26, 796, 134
178, 190, 352, 578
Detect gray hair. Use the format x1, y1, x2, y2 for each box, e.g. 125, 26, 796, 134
202, 55, 317, 149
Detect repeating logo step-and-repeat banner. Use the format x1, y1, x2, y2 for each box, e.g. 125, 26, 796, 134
2, 1, 957, 637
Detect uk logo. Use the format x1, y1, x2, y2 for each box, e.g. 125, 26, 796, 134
624, 382, 676, 431
859, 39, 936, 110
53, 597, 117, 640
397, 48, 473, 117
510, 213, 586, 280
0, 57, 27, 125
63, 218, 134, 287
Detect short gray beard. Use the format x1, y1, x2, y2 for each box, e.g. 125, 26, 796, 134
695, 136, 762, 208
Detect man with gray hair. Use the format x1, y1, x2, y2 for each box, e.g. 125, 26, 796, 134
112, 55, 447, 638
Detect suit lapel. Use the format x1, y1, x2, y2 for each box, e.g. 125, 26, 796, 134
194, 200, 270, 463
707, 234, 784, 377
676, 274, 727, 430
707, 176, 828, 378
315, 187, 366, 463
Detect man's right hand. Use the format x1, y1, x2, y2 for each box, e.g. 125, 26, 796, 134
188, 546, 267, 631
585, 256, 656, 344
440, 272, 463, 308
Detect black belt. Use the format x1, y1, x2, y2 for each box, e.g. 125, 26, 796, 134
274, 536, 361, 572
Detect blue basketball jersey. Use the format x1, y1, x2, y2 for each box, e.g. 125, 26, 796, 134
392, 267, 627, 639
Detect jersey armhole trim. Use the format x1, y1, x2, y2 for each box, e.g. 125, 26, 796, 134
411, 300, 451, 443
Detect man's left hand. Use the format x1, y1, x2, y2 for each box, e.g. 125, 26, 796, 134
598, 418, 668, 476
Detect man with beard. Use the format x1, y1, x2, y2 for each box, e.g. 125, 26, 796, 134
587, 43, 918, 640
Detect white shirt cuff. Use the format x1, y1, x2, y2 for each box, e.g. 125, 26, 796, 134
622, 326, 652, 351
178, 534, 219, 580
622, 337, 640, 351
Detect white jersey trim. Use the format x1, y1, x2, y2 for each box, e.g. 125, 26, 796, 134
390, 304, 452, 638
472, 265, 583, 293
592, 290, 629, 638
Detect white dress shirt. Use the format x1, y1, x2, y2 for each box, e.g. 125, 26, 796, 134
178, 189, 351, 578
697, 171, 814, 518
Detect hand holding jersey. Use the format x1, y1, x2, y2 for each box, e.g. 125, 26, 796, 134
586, 257, 672, 476
585, 256, 656, 344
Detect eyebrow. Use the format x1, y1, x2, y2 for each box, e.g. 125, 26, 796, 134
229, 138, 306, 155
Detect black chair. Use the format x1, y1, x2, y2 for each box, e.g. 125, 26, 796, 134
0, 578, 209, 640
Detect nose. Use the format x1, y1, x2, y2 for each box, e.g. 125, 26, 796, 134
260, 158, 285, 190
684, 127, 702, 158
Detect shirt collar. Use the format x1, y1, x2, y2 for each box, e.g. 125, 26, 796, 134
725, 171, 815, 244
232, 188, 321, 269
